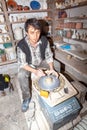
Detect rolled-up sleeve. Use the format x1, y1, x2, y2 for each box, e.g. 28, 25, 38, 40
17, 47, 28, 69
45, 43, 53, 63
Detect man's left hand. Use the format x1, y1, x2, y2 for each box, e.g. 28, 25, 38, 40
46, 69, 59, 78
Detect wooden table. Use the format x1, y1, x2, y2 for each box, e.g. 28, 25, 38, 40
54, 49, 87, 84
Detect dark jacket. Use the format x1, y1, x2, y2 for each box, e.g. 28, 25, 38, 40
17, 36, 48, 64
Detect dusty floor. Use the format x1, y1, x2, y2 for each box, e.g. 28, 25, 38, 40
0, 78, 49, 130
0, 76, 87, 130
0, 87, 28, 130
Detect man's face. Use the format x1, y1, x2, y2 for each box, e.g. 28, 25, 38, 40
26, 25, 41, 45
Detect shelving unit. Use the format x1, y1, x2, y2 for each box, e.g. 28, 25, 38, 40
54, 0, 87, 7
1, 0, 14, 44
0, 0, 52, 66
53, 1, 87, 47
53, 0, 87, 84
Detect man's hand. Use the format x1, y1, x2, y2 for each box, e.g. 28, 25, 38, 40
46, 69, 59, 78
35, 69, 45, 77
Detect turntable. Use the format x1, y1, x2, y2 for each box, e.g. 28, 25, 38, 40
32, 73, 78, 107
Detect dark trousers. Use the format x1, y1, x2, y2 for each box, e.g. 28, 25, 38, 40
17, 61, 49, 100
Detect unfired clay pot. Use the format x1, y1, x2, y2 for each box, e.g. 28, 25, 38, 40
76, 22, 83, 29
23, 6, 30, 10
17, 5, 23, 10
66, 30, 72, 38
38, 75, 60, 91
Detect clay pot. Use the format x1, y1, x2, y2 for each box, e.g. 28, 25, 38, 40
66, 30, 72, 38
61, 11, 67, 18
7, 0, 18, 11
71, 22, 76, 29
23, 6, 30, 10
58, 10, 67, 18
17, 5, 23, 11
76, 22, 83, 29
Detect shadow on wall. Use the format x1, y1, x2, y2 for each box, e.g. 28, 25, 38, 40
39, 19, 61, 72
39, 19, 53, 47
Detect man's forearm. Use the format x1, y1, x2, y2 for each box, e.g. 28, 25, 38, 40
48, 62, 54, 70
23, 65, 36, 74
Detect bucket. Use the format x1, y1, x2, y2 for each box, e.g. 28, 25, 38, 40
5, 47, 16, 60
13, 27, 23, 40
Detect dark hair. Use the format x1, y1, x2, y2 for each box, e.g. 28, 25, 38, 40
25, 18, 41, 32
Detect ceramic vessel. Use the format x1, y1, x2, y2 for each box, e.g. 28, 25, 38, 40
23, 6, 30, 10
7, 0, 18, 11
13, 27, 23, 40
72, 30, 76, 39
66, 30, 72, 38
76, 22, 83, 29
17, 5, 23, 10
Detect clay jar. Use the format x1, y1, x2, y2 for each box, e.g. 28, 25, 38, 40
23, 6, 30, 11
76, 22, 83, 29
58, 10, 67, 18
7, 0, 18, 11
17, 5, 23, 11
61, 11, 67, 18
71, 22, 76, 29
66, 30, 72, 38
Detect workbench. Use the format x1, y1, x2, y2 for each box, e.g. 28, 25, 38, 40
54, 49, 87, 84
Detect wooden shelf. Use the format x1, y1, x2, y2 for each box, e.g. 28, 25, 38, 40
56, 37, 87, 44
62, 37, 87, 44
0, 32, 10, 35
0, 22, 7, 25
72, 38, 87, 43
0, 0, 52, 74
56, 1, 87, 10
55, 16, 87, 21
54, 49, 87, 84
11, 20, 26, 24
7, 9, 51, 14
55, 27, 87, 30
0, 11, 4, 15
10, 18, 52, 24
0, 59, 17, 66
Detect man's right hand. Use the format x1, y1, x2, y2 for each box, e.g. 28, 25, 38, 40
35, 69, 45, 78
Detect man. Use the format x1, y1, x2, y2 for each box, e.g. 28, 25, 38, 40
17, 18, 58, 112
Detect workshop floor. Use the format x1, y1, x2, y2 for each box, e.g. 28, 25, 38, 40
0, 76, 87, 130
0, 77, 49, 130
0, 87, 28, 130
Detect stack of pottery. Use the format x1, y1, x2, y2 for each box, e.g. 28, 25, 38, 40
76, 22, 83, 29
13, 27, 23, 40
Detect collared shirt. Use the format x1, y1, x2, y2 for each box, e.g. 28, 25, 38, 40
17, 36, 53, 69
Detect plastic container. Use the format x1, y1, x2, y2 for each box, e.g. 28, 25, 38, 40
0, 49, 7, 63
3, 42, 12, 48
13, 27, 23, 40
5, 47, 16, 60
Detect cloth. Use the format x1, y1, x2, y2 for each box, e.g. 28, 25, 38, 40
0, 74, 9, 91
17, 61, 49, 100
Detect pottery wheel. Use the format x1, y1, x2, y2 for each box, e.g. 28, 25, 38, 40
33, 74, 65, 92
